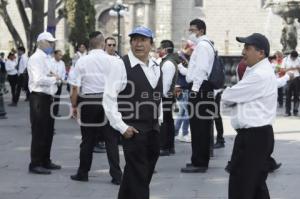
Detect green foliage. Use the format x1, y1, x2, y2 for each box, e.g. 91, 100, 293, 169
66, 0, 96, 48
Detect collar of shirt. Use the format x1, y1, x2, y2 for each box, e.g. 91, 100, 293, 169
128, 50, 157, 68
88, 49, 105, 56
243, 58, 269, 77
36, 48, 48, 58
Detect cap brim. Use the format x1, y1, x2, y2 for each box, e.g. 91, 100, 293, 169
46, 38, 57, 42
128, 33, 152, 38
236, 37, 248, 43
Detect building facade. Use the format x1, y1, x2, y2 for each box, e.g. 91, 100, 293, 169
1, 0, 298, 56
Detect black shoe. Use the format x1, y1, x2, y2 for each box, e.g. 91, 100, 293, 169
159, 149, 170, 156
70, 173, 88, 182
0, 115, 7, 119
214, 142, 225, 149
169, 148, 175, 155
43, 162, 61, 170
293, 112, 298, 116
186, 163, 193, 167
225, 161, 232, 173
93, 145, 106, 153
8, 103, 17, 107
111, 178, 121, 185
284, 112, 291, 117
29, 166, 51, 175
181, 166, 207, 173
269, 162, 282, 173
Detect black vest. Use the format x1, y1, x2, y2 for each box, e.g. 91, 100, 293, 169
118, 55, 163, 132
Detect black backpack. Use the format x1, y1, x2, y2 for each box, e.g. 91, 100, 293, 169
203, 40, 225, 89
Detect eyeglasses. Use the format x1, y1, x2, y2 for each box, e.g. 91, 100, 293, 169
107, 44, 116, 47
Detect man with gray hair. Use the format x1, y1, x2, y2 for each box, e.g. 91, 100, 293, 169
27, 31, 62, 175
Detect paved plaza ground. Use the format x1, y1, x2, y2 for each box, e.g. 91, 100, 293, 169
1, 91, 300, 199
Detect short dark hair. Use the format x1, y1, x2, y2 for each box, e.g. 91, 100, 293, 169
54, 50, 62, 54
160, 40, 174, 54
17, 46, 25, 52
105, 37, 116, 44
190, 19, 206, 34
89, 31, 102, 39
8, 52, 15, 59
290, 50, 298, 58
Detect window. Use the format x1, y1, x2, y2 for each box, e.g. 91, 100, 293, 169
194, 0, 203, 7
261, 0, 267, 8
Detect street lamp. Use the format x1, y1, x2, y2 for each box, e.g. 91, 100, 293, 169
109, 0, 128, 55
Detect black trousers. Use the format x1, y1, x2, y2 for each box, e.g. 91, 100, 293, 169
277, 87, 284, 106
7, 74, 18, 104
29, 92, 55, 167
53, 84, 62, 116
188, 82, 214, 167
285, 77, 299, 114
214, 91, 224, 143
77, 95, 106, 175
160, 96, 175, 150
104, 124, 122, 181
229, 125, 274, 199
118, 129, 160, 199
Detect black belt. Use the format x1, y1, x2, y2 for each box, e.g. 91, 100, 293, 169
31, 91, 52, 97
236, 125, 272, 133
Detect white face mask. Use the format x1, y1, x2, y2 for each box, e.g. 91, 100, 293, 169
188, 33, 199, 44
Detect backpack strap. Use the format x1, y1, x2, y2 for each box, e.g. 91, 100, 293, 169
201, 40, 217, 55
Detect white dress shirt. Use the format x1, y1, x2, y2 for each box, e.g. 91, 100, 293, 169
5, 59, 17, 75
186, 35, 215, 92
282, 55, 300, 77
67, 49, 115, 94
222, 58, 277, 129
49, 58, 66, 80
103, 50, 162, 134
161, 58, 176, 97
27, 49, 58, 95
18, 54, 28, 75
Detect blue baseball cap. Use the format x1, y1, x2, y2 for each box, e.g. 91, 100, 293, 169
236, 33, 270, 57
128, 26, 154, 38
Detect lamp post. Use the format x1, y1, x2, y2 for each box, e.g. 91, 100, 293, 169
109, 0, 127, 55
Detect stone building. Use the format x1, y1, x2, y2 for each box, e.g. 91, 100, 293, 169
1, 0, 297, 56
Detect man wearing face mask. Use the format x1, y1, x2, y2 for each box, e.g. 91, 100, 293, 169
27, 31, 62, 175
181, 19, 215, 173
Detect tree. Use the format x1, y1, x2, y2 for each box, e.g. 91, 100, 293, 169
0, 0, 65, 55
66, 0, 95, 49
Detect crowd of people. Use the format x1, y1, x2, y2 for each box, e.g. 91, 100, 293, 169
0, 18, 300, 199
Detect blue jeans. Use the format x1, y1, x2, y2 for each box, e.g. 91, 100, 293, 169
174, 89, 189, 136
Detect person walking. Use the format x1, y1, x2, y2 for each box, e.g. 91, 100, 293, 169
103, 26, 162, 199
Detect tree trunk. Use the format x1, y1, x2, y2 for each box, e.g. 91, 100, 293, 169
47, 0, 57, 36
15, 0, 30, 50
0, 0, 24, 48
29, 0, 45, 55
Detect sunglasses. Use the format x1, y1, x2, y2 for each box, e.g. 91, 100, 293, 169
107, 44, 116, 47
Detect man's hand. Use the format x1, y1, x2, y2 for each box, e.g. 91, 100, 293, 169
72, 107, 78, 119
123, 126, 139, 139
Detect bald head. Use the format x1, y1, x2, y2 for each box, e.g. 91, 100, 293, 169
89, 31, 105, 50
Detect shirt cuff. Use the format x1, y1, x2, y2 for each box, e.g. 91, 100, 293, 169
116, 121, 129, 135
191, 83, 200, 92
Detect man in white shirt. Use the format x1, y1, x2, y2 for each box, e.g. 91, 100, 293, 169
222, 33, 277, 199
103, 26, 162, 199
181, 19, 215, 173
158, 40, 178, 156
282, 50, 300, 116
69, 31, 122, 185
27, 31, 62, 175
49, 50, 66, 117
5, 52, 18, 106
16, 47, 30, 102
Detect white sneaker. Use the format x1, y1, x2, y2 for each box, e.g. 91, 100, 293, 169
180, 135, 191, 143
175, 135, 182, 141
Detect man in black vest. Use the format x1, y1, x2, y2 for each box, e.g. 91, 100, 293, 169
158, 40, 178, 156
103, 26, 162, 199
